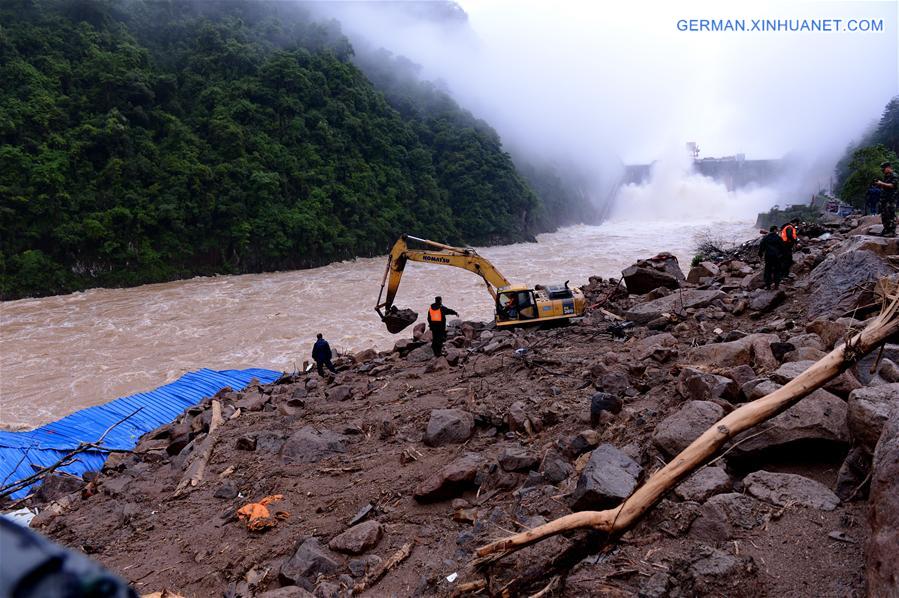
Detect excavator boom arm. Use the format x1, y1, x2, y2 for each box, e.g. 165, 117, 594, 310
375, 235, 511, 320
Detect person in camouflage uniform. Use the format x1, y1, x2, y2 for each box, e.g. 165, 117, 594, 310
875, 161, 897, 237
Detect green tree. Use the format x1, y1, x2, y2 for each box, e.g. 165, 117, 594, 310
839, 144, 899, 209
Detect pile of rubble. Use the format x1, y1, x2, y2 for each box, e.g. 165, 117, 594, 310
18, 213, 898, 597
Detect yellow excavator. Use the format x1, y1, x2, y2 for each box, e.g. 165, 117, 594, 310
375, 234, 586, 333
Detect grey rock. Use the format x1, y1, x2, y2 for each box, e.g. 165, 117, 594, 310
327, 385, 353, 402
771, 360, 861, 398
806, 250, 892, 318
280, 427, 346, 464
687, 261, 720, 284
423, 409, 474, 447
690, 547, 739, 578
674, 466, 731, 502
740, 378, 781, 401
570, 444, 642, 510
686, 333, 780, 370
847, 384, 899, 453
867, 412, 899, 595
328, 520, 383, 554
783, 346, 827, 362
653, 401, 724, 457
624, 290, 725, 323
743, 471, 840, 510
730, 388, 848, 455
786, 333, 825, 351
498, 445, 539, 472
280, 538, 340, 584
805, 318, 848, 349
414, 453, 483, 503
541, 451, 574, 484
690, 493, 768, 541
213, 480, 239, 500
677, 367, 739, 402
406, 345, 434, 362
748, 288, 786, 312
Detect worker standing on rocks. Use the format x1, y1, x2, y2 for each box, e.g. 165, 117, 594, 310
779, 218, 799, 279
874, 161, 897, 237
759, 225, 786, 290
312, 333, 336, 377
427, 296, 458, 357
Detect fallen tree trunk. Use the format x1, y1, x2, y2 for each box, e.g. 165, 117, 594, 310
476, 286, 899, 562
173, 400, 223, 497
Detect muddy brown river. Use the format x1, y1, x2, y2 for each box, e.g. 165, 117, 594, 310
1, 219, 754, 428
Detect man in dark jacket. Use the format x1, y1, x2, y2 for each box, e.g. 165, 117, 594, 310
312, 333, 336, 376
758, 225, 786, 290
426, 296, 458, 356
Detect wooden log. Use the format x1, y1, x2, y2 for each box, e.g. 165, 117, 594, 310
476, 289, 899, 561
173, 400, 222, 497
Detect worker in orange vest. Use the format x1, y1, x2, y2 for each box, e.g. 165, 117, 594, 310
779, 218, 800, 279
426, 296, 458, 356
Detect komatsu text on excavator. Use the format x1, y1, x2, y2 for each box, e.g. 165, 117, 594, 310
375, 235, 586, 333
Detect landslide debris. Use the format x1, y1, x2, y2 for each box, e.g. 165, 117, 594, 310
23, 214, 898, 597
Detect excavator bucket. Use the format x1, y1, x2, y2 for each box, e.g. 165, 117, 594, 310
381, 308, 418, 334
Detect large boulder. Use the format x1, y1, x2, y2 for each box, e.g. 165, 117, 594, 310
685, 333, 779, 371
771, 360, 861, 398
653, 401, 724, 457
805, 319, 848, 349
622, 253, 685, 294
743, 471, 840, 510
625, 290, 726, 324
280, 427, 346, 464
867, 412, 899, 595
413, 453, 483, 503
280, 538, 340, 584
730, 388, 848, 455
423, 409, 474, 447
677, 367, 739, 402
835, 234, 899, 258
570, 444, 642, 511
806, 250, 892, 318
847, 384, 899, 454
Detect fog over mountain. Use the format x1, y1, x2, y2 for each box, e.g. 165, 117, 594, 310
312, 0, 898, 218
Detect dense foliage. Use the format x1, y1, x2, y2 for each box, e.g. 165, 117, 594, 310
839, 144, 899, 210
1, 0, 573, 299
835, 96, 899, 207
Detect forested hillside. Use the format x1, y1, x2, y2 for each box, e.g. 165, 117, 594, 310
1, 0, 576, 299
835, 96, 899, 208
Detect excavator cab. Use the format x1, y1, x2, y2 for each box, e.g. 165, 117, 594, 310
497, 288, 538, 322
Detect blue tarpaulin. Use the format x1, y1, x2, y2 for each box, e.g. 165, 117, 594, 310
0, 368, 281, 500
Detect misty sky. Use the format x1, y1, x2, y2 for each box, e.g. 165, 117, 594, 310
321, 0, 898, 169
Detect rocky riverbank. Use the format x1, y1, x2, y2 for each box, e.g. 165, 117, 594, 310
20, 214, 899, 597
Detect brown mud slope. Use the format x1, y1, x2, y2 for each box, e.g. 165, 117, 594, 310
27, 214, 899, 597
